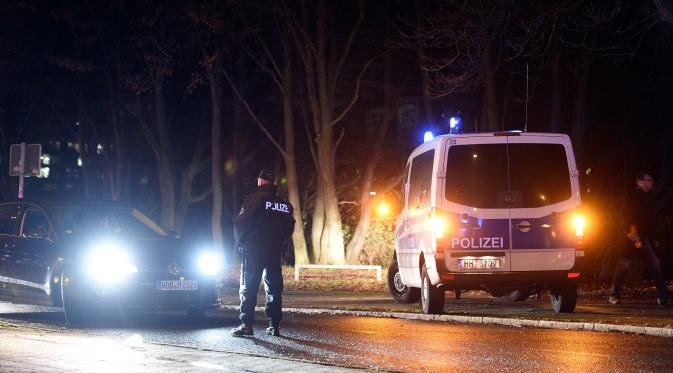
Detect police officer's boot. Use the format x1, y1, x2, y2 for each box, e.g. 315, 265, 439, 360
265, 325, 280, 336
231, 324, 253, 336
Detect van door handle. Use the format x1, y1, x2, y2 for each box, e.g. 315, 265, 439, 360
513, 223, 533, 230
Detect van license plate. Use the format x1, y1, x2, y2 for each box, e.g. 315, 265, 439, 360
458, 259, 501, 270
157, 280, 198, 291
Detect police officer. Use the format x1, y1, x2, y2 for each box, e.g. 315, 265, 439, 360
231, 168, 295, 336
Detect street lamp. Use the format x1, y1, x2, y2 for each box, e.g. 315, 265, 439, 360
375, 192, 392, 218
377, 201, 390, 216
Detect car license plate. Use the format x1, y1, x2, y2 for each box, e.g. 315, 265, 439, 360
157, 280, 198, 291
457, 258, 501, 270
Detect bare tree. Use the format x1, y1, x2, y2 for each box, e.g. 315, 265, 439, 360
403, 0, 529, 131
209, 2, 311, 264
120, 4, 213, 230
281, 0, 379, 264
345, 51, 402, 263
559, 1, 657, 166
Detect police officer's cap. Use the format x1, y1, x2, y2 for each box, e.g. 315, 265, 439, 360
256, 168, 276, 182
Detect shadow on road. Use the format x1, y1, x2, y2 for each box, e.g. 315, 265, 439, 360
0, 302, 239, 331
0, 311, 66, 325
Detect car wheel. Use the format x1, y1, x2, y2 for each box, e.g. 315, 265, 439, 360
507, 289, 531, 302
420, 266, 445, 314
387, 260, 420, 304
61, 271, 96, 326
550, 284, 577, 313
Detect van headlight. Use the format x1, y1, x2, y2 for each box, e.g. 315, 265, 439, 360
86, 243, 138, 284
197, 251, 223, 276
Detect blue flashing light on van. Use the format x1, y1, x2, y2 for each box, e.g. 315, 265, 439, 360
423, 131, 434, 143
448, 116, 462, 134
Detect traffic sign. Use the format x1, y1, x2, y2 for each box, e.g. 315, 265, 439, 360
9, 143, 41, 199
10, 143, 41, 177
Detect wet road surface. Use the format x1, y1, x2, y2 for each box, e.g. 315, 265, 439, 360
1, 301, 673, 372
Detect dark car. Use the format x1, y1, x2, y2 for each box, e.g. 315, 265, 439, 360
0, 200, 221, 325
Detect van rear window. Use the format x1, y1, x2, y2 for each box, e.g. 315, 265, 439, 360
444, 143, 571, 208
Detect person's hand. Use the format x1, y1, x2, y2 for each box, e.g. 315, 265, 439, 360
626, 232, 642, 248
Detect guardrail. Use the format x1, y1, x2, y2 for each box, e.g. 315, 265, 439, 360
294, 264, 383, 282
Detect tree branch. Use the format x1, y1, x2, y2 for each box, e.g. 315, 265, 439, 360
330, 0, 365, 90
217, 63, 288, 160
328, 49, 388, 127
191, 186, 213, 203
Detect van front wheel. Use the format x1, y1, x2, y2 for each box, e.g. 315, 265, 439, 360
550, 284, 577, 313
387, 260, 420, 303
420, 266, 445, 314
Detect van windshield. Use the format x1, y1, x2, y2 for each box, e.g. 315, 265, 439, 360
444, 143, 571, 208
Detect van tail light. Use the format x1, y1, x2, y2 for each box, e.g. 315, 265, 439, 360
430, 209, 452, 254
572, 215, 586, 238
430, 216, 449, 239
567, 272, 580, 279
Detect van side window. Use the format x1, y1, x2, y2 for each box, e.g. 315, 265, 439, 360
0, 204, 21, 235
402, 163, 410, 203
408, 150, 435, 207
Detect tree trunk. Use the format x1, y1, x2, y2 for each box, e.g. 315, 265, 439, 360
175, 102, 207, 231
282, 36, 309, 264
311, 180, 325, 263
573, 66, 589, 170
316, 120, 345, 264
157, 155, 176, 230
346, 51, 394, 263
77, 112, 98, 200
111, 123, 124, 200
176, 169, 194, 232
550, 45, 563, 133
345, 172, 374, 264
208, 68, 225, 253
415, 0, 433, 124
154, 76, 177, 230
482, 50, 499, 132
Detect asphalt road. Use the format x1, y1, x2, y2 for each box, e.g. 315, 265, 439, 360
1, 302, 673, 372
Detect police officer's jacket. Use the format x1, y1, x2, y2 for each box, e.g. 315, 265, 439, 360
233, 183, 295, 260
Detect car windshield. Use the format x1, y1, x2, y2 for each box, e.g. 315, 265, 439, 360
51, 206, 168, 238
444, 143, 571, 208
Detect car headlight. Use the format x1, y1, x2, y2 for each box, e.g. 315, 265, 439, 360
197, 251, 223, 276
86, 242, 138, 284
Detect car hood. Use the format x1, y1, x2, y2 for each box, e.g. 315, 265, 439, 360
59, 235, 197, 271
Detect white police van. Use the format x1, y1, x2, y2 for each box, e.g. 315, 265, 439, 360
387, 132, 586, 314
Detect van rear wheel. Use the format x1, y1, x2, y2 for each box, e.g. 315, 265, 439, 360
387, 260, 420, 303
420, 266, 445, 314
550, 284, 577, 313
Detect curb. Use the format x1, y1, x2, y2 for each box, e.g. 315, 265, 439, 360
220, 305, 673, 338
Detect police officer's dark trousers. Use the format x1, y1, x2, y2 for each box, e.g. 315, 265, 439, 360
239, 255, 283, 327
